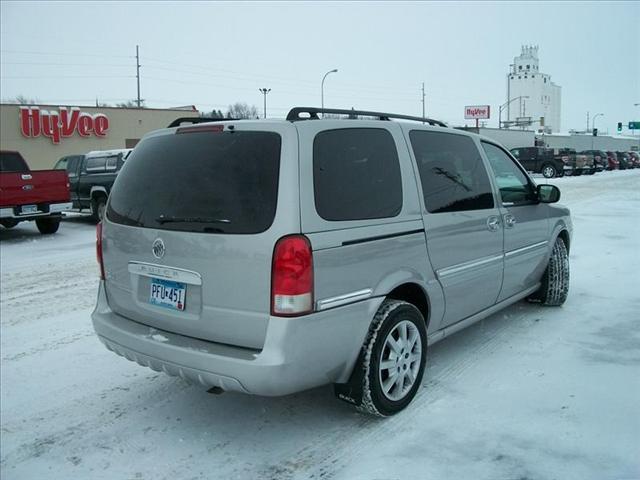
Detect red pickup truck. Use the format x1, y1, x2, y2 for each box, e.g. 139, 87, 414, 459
0, 151, 72, 234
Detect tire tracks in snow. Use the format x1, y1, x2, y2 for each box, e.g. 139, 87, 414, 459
266, 306, 538, 480
0, 258, 98, 327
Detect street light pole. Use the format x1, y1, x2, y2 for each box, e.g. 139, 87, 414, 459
499, 95, 529, 129
591, 113, 604, 131
259, 88, 271, 119
321, 69, 338, 117
591, 113, 604, 149
506, 63, 514, 124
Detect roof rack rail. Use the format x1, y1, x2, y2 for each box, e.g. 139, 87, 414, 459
167, 117, 236, 128
286, 107, 448, 127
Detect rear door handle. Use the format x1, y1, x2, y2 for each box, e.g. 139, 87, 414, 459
486, 216, 501, 232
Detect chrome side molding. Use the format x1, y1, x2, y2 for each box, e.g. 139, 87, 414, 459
316, 288, 373, 311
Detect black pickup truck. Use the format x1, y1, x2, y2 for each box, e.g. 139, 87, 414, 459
509, 147, 567, 178
54, 149, 131, 221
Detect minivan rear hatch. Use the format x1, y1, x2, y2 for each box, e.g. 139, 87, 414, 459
102, 122, 299, 350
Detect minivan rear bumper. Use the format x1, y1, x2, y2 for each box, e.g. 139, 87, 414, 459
92, 282, 382, 396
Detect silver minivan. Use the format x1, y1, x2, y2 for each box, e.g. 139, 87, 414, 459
92, 107, 571, 416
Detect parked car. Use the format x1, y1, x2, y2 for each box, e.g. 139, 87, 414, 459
54, 149, 131, 221
0, 151, 71, 234
552, 148, 595, 175
92, 107, 572, 416
615, 151, 631, 170
605, 151, 620, 170
580, 150, 607, 172
509, 146, 567, 178
627, 151, 640, 168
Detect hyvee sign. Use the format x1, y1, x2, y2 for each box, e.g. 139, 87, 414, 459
20, 106, 109, 144
464, 105, 490, 119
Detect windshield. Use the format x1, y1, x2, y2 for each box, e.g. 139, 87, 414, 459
107, 130, 281, 234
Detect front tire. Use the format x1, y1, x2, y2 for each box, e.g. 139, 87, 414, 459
528, 237, 569, 306
343, 300, 427, 417
36, 217, 60, 234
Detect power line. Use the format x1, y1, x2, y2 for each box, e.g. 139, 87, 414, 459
1, 75, 134, 79
0, 49, 132, 59
0, 61, 132, 67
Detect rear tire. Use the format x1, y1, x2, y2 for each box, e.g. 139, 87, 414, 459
1, 219, 19, 229
541, 163, 557, 178
336, 300, 427, 417
91, 196, 107, 223
36, 217, 60, 234
528, 237, 569, 306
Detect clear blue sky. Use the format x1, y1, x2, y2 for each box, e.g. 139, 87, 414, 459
1, 1, 638, 133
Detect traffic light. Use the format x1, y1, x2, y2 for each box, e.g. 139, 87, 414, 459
592, 128, 598, 136
617, 122, 623, 132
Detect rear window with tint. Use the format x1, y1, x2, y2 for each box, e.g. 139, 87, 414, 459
107, 130, 281, 234
313, 128, 402, 221
0, 152, 28, 172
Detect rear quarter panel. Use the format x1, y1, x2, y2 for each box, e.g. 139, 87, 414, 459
296, 121, 445, 334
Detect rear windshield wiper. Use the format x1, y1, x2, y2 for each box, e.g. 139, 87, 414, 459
155, 216, 231, 225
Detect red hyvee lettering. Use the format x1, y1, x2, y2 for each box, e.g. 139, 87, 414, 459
20, 106, 109, 144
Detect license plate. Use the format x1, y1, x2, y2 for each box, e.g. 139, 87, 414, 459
21, 205, 37, 215
149, 278, 186, 311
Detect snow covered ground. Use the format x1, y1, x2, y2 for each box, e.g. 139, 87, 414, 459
1, 171, 639, 480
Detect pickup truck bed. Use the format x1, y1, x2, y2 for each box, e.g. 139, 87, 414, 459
0, 151, 71, 234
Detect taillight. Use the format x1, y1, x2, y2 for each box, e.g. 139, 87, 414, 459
271, 235, 313, 316
96, 222, 105, 280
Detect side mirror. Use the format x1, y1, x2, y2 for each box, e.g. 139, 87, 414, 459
538, 184, 560, 203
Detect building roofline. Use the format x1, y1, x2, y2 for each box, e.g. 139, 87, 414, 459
0, 103, 199, 113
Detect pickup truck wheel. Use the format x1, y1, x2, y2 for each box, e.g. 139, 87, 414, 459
1, 219, 18, 229
342, 300, 427, 417
91, 196, 107, 223
35, 217, 60, 234
528, 237, 569, 306
541, 163, 557, 178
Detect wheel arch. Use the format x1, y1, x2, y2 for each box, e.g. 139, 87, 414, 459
557, 229, 571, 254
90, 186, 108, 200
385, 282, 431, 329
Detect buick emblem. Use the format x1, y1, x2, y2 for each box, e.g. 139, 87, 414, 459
152, 238, 165, 259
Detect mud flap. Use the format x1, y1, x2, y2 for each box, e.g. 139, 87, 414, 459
333, 360, 365, 407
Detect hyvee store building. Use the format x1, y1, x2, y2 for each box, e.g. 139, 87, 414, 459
0, 103, 199, 170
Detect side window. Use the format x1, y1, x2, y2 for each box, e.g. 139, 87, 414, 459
67, 156, 81, 177
481, 142, 536, 206
85, 157, 106, 173
409, 130, 494, 213
313, 128, 402, 221
54, 157, 68, 170
105, 156, 118, 171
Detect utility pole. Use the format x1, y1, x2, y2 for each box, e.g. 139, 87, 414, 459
136, 45, 141, 108
421, 82, 425, 123
259, 88, 271, 118
586, 111, 589, 133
